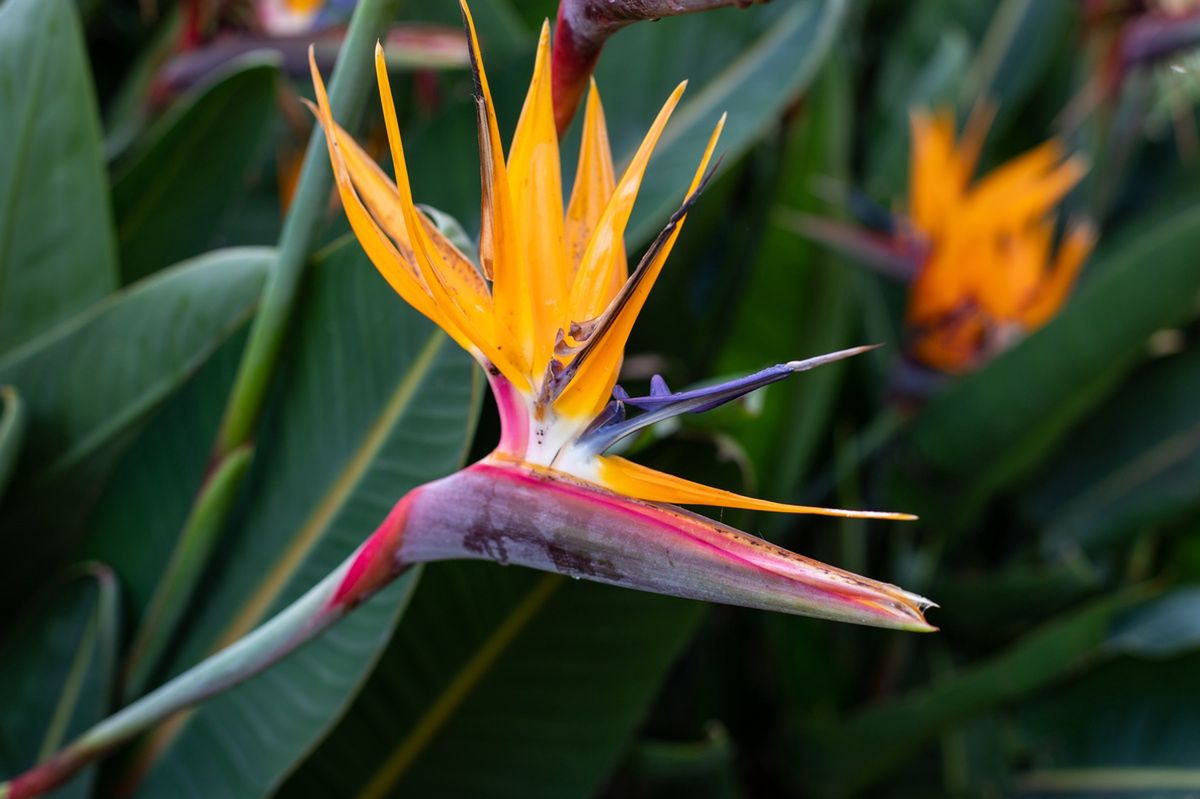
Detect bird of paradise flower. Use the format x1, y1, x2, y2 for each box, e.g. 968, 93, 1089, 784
904, 108, 1096, 373
794, 106, 1095, 378
0, 7, 932, 797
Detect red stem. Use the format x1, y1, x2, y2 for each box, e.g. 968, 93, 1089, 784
551, 0, 766, 134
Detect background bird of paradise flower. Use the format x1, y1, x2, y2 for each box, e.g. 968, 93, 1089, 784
3, 0, 1200, 797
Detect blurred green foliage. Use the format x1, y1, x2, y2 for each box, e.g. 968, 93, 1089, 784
2, 0, 1200, 796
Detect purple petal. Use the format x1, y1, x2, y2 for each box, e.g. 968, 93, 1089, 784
581, 345, 878, 452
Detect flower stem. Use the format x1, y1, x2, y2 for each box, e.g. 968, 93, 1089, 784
0, 498, 414, 799
551, 0, 763, 133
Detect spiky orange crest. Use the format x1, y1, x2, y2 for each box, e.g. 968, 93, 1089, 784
308, 2, 911, 521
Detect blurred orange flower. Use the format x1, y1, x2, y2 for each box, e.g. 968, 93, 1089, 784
903, 108, 1096, 373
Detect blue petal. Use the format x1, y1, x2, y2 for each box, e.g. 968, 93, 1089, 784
580, 345, 878, 453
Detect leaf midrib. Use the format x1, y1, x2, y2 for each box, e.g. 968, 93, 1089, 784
215, 329, 448, 649
129, 330, 463, 789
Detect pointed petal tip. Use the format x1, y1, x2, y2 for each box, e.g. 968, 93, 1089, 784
783, 343, 881, 374
859, 584, 938, 632
900, 593, 940, 633
819, 508, 917, 522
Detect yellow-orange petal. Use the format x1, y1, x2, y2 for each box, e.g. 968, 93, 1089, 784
965, 145, 1085, 229
460, 0, 526, 370
324, 118, 421, 279
1022, 219, 1096, 328
908, 109, 961, 237
976, 218, 1054, 320
565, 79, 625, 316
307, 54, 455, 339
369, 44, 530, 389
565, 81, 687, 333
507, 21, 568, 373
556, 113, 724, 420
595, 455, 916, 520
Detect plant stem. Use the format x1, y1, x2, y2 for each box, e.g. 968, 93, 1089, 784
551, 0, 766, 133
121, 445, 254, 700
216, 0, 406, 457
0, 500, 414, 799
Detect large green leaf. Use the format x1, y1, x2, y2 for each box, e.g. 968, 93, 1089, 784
0, 0, 118, 355
907, 203, 1200, 525
280, 564, 705, 799
1016, 653, 1200, 797
1105, 588, 1200, 660
1024, 346, 1200, 558
600, 0, 850, 246
801, 589, 1153, 797
0, 565, 119, 799
864, 27, 971, 198
0, 248, 270, 491
960, 0, 1077, 138
127, 238, 481, 797
111, 57, 281, 284
82, 330, 249, 625
0, 249, 269, 601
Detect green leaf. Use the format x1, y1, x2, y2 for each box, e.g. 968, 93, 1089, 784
0, 0, 118, 355
865, 27, 971, 198
0, 564, 119, 799
619, 723, 739, 799
1024, 346, 1200, 558
1017, 652, 1200, 793
600, 0, 850, 245
127, 237, 481, 797
0, 249, 270, 600
1106, 588, 1200, 659
930, 562, 1104, 641
908, 203, 1200, 526
960, 0, 1078, 137
81, 330, 249, 622
802, 588, 1153, 797
0, 248, 270, 490
0, 385, 25, 502
280, 564, 705, 799
121, 444, 255, 699
111, 57, 281, 284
